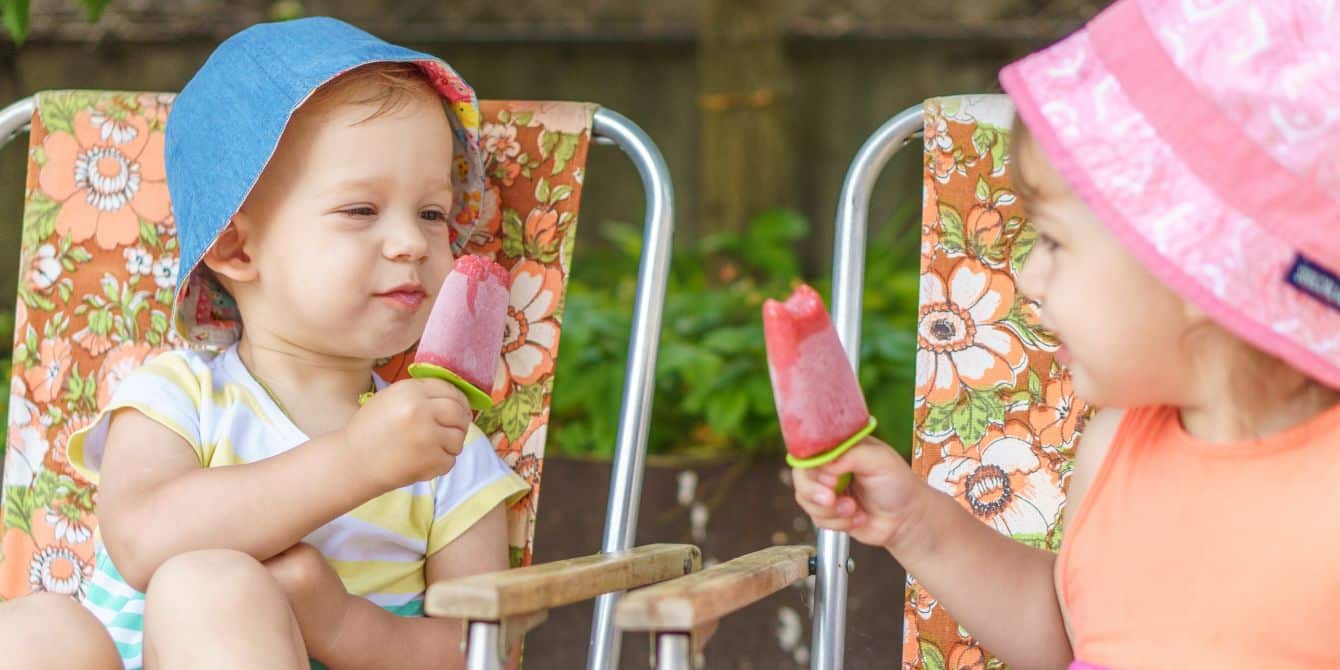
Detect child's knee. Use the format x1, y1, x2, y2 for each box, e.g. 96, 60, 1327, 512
0, 592, 119, 669
147, 549, 282, 613
264, 542, 328, 599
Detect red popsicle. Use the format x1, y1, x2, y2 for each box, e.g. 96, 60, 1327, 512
409, 255, 511, 411
763, 284, 877, 471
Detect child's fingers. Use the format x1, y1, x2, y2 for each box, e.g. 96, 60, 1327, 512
815, 438, 899, 480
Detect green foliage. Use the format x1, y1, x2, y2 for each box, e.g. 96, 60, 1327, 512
2, 0, 109, 44
551, 208, 920, 460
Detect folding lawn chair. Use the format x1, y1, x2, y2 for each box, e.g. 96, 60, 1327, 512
0, 91, 696, 670
613, 95, 1085, 670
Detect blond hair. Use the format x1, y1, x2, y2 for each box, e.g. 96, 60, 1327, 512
301, 61, 443, 124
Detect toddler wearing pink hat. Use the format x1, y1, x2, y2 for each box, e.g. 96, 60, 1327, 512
794, 1, 1340, 667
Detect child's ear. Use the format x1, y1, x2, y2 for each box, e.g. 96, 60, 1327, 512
201, 216, 258, 283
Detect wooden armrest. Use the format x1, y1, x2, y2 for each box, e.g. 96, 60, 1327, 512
614, 545, 814, 631
426, 543, 701, 620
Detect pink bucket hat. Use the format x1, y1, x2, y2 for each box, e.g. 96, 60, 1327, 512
1001, 0, 1340, 388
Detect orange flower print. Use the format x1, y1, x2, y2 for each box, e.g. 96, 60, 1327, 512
6, 416, 49, 489
965, 182, 1017, 253
482, 123, 521, 162
38, 107, 170, 250
7, 376, 41, 432
51, 414, 92, 481
23, 338, 72, 404
922, 177, 941, 271
902, 609, 922, 670
929, 149, 960, 184
912, 583, 938, 620
965, 203, 1004, 249
916, 258, 1027, 406
501, 422, 545, 549
524, 207, 560, 250
1029, 373, 1083, 450
28, 545, 92, 598
72, 326, 115, 358
465, 185, 503, 257
927, 421, 1064, 537
498, 161, 522, 187
924, 106, 952, 153
45, 506, 91, 544
96, 343, 155, 409
27, 244, 62, 290
495, 261, 562, 393
947, 642, 987, 670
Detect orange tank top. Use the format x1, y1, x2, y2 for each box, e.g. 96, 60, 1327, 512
1059, 403, 1340, 669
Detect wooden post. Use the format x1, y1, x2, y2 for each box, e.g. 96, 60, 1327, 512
697, 0, 792, 239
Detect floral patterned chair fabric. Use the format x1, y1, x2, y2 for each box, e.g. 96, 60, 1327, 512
905, 95, 1089, 668
0, 91, 597, 601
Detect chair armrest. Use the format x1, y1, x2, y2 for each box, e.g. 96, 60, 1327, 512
614, 545, 814, 631
425, 543, 701, 620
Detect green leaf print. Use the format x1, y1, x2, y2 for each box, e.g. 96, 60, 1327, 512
549, 133, 580, 175
140, 219, 159, 249
1011, 223, 1037, 275
22, 191, 59, 252
921, 400, 956, 436
512, 111, 534, 126
920, 639, 947, 670
538, 131, 558, 161
952, 389, 1001, 446
37, 92, 99, 136
549, 184, 573, 205
938, 204, 965, 253
501, 209, 525, 259
500, 383, 543, 442
4, 487, 33, 535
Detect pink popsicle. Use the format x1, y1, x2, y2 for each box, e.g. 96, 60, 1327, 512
763, 284, 872, 461
414, 255, 511, 397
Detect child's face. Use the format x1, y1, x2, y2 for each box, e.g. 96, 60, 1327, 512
228, 85, 458, 360
1013, 129, 1200, 408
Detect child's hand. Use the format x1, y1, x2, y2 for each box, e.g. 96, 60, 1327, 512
344, 378, 471, 491
265, 543, 350, 659
792, 437, 923, 552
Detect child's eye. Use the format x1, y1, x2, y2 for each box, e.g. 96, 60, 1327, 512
420, 209, 447, 223
1037, 233, 1060, 251
342, 206, 377, 218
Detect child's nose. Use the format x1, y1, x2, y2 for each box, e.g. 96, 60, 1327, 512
384, 217, 429, 262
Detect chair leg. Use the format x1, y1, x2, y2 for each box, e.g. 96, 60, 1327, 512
465, 621, 504, 670
653, 633, 693, 670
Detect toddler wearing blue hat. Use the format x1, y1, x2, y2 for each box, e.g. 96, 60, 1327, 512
2, 17, 529, 670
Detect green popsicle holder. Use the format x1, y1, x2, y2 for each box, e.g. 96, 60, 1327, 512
358, 362, 495, 412
785, 416, 878, 494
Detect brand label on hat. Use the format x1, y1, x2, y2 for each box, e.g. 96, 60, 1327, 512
1287, 255, 1340, 312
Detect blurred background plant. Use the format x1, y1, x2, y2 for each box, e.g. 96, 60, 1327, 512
551, 206, 920, 461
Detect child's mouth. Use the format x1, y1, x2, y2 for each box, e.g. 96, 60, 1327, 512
375, 286, 427, 311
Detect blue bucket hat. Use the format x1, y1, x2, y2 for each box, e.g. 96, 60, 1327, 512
165, 16, 486, 348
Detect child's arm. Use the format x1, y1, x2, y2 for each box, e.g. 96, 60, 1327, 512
97, 378, 473, 591
795, 424, 1093, 670
284, 504, 511, 670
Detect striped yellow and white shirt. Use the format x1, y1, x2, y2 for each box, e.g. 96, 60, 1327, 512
68, 346, 528, 670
